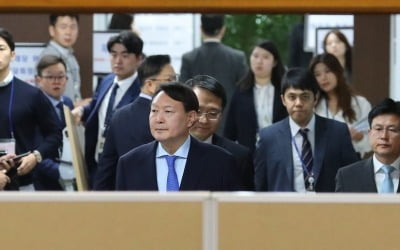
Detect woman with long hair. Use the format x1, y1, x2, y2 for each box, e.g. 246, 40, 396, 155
224, 40, 287, 152
310, 53, 371, 158
323, 30, 352, 83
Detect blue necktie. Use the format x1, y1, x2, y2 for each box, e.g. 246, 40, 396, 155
381, 165, 395, 193
166, 155, 179, 191
104, 84, 119, 135
299, 128, 314, 189
56, 101, 66, 128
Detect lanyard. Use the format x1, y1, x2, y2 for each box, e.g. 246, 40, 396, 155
291, 134, 313, 178
7, 79, 15, 138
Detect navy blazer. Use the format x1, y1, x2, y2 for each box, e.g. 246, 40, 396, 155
212, 134, 254, 190
255, 115, 359, 192
336, 157, 400, 193
34, 96, 74, 190
94, 96, 154, 190
82, 74, 140, 182
116, 137, 239, 191
224, 86, 287, 152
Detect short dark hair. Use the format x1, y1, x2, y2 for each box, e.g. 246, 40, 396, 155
368, 98, 400, 127
108, 14, 133, 30
49, 14, 79, 26
201, 14, 224, 36
186, 75, 227, 109
0, 28, 15, 51
153, 82, 199, 113
107, 30, 143, 56
138, 55, 171, 85
281, 68, 319, 96
36, 55, 67, 76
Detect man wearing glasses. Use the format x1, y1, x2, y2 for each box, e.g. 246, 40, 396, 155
336, 98, 400, 193
187, 75, 254, 190
34, 55, 75, 190
94, 55, 177, 190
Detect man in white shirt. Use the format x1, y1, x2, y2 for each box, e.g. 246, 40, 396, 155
72, 31, 143, 187
336, 98, 400, 193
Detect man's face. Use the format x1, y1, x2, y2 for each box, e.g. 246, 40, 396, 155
110, 43, 141, 81
49, 16, 79, 48
36, 62, 67, 100
150, 91, 196, 146
190, 87, 222, 141
145, 64, 176, 96
281, 87, 317, 127
0, 37, 15, 74
369, 114, 400, 164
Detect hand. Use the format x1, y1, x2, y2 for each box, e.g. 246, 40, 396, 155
0, 153, 16, 171
0, 171, 10, 190
349, 127, 364, 142
71, 107, 83, 124
17, 153, 37, 176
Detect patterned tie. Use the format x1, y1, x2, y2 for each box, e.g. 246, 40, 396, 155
381, 165, 395, 193
104, 84, 119, 135
56, 101, 66, 128
166, 155, 179, 191
299, 128, 313, 188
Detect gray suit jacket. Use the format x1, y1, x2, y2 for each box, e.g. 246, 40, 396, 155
336, 157, 400, 193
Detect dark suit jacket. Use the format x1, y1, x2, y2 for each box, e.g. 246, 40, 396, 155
180, 42, 248, 134
224, 87, 288, 152
255, 115, 359, 192
34, 96, 74, 190
94, 96, 154, 190
82, 74, 140, 183
116, 137, 239, 191
212, 134, 254, 190
336, 157, 400, 193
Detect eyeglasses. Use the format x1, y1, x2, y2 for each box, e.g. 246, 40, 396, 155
41, 75, 67, 82
197, 110, 221, 120
371, 126, 400, 136
149, 74, 179, 83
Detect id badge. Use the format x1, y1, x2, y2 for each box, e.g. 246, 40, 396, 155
0, 138, 16, 155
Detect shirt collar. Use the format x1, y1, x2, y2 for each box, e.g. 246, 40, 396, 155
43, 92, 63, 107
0, 71, 14, 87
49, 40, 73, 55
289, 114, 316, 137
113, 72, 138, 92
156, 136, 191, 159
203, 38, 221, 43
139, 92, 152, 100
373, 154, 400, 173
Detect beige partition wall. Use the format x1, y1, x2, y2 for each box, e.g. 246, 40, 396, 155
0, 192, 210, 250
215, 193, 400, 250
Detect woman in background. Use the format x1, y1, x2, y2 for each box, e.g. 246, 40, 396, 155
310, 53, 371, 158
323, 30, 352, 83
224, 40, 287, 152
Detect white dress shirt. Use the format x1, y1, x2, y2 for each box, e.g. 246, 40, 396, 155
373, 155, 400, 193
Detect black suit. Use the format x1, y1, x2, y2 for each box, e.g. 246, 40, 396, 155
336, 157, 400, 193
212, 134, 254, 190
224, 87, 287, 152
94, 96, 153, 190
116, 137, 239, 191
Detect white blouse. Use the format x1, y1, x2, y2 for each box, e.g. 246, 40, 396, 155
253, 83, 274, 130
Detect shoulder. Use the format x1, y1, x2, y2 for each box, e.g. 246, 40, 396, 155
120, 141, 156, 162
14, 77, 41, 95
62, 96, 74, 109
316, 114, 347, 130
352, 95, 372, 109
40, 43, 60, 56
214, 135, 250, 156
260, 118, 288, 137
192, 137, 233, 158
338, 158, 371, 175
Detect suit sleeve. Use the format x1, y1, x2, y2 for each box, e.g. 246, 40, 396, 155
179, 54, 191, 83
115, 155, 127, 190
236, 51, 248, 82
224, 91, 238, 141
94, 117, 119, 190
254, 130, 268, 191
335, 169, 345, 192
340, 124, 359, 166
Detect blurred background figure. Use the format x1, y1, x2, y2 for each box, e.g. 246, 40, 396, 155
288, 18, 313, 68
224, 40, 287, 152
310, 53, 371, 159
323, 29, 352, 83
108, 13, 140, 35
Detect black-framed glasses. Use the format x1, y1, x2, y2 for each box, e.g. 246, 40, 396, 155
197, 110, 221, 120
149, 74, 179, 82
41, 75, 67, 82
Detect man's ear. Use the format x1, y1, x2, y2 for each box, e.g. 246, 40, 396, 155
280, 94, 286, 107
49, 25, 55, 38
187, 110, 198, 128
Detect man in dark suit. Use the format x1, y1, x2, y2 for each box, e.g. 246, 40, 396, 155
34, 55, 74, 190
72, 31, 143, 185
336, 98, 400, 193
94, 55, 176, 190
180, 14, 248, 134
116, 83, 238, 191
255, 68, 358, 192
186, 75, 254, 190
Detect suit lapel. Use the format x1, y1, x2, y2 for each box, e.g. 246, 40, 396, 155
362, 158, 378, 192
180, 138, 203, 190
313, 116, 327, 182
279, 119, 295, 187
116, 77, 140, 109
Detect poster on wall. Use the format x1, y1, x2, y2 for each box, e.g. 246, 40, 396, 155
11, 43, 45, 86
92, 31, 119, 74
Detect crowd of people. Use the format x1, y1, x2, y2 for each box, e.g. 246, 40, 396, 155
0, 14, 399, 194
